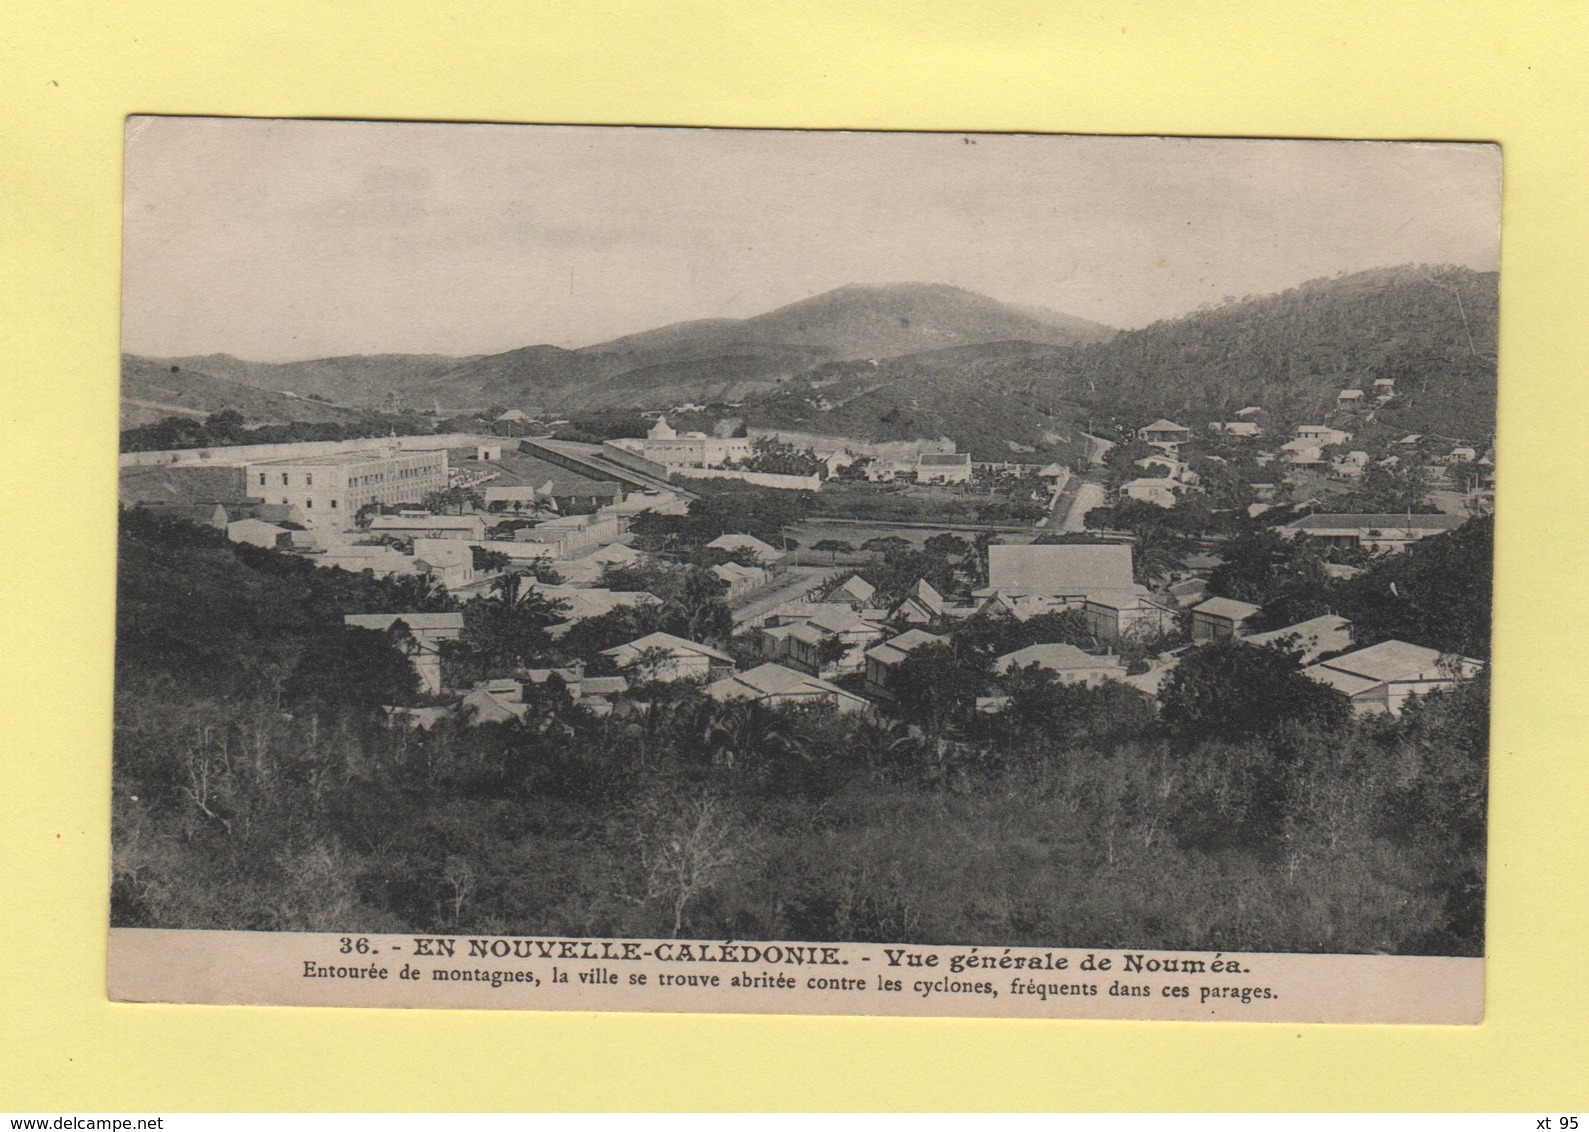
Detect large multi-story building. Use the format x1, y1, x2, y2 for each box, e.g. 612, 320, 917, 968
243, 447, 449, 523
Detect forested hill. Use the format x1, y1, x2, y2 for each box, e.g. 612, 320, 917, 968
1025, 265, 1498, 438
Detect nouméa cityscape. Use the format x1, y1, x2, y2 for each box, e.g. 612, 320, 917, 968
114, 123, 1496, 962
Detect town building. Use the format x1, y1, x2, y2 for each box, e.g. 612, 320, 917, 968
513, 512, 621, 559
604, 417, 753, 469
1082, 592, 1177, 644
1337, 389, 1364, 404
600, 631, 736, 682
706, 663, 870, 714
411, 539, 477, 590
890, 578, 947, 624
994, 643, 1127, 686
1139, 419, 1191, 447
1190, 596, 1262, 642
1209, 421, 1261, 438
828, 574, 877, 607
226, 518, 292, 549
1121, 477, 1185, 508
761, 606, 885, 675
460, 679, 531, 725
711, 561, 768, 600
475, 443, 504, 461
315, 544, 421, 579
915, 452, 973, 484
706, 533, 787, 566
1295, 425, 1353, 446
343, 611, 465, 695
1243, 614, 1354, 664
1278, 513, 1466, 552
244, 446, 449, 523
1301, 640, 1484, 716
863, 628, 947, 697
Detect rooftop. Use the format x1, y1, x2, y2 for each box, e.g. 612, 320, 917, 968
707, 662, 859, 703
251, 448, 446, 467
996, 643, 1121, 673
918, 452, 972, 467
602, 631, 735, 663
1193, 596, 1262, 621
865, 628, 947, 666
1314, 639, 1479, 683
986, 543, 1134, 597
1245, 614, 1354, 663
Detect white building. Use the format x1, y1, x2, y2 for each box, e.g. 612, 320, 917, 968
245, 446, 449, 525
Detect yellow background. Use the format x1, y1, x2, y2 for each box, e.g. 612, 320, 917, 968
3, 0, 1586, 1112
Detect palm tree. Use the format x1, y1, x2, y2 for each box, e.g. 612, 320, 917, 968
701, 699, 805, 768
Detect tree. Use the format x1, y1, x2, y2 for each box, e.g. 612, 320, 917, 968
862, 536, 912, 559
638, 792, 746, 937
471, 546, 511, 573
887, 642, 993, 734
422, 486, 484, 515
283, 627, 422, 717
1339, 515, 1491, 658
812, 538, 854, 564
1158, 640, 1347, 744
812, 634, 853, 674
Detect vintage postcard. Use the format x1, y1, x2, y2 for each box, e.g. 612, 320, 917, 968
110, 118, 1497, 1022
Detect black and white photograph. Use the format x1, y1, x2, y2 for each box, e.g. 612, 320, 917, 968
109, 119, 1498, 1019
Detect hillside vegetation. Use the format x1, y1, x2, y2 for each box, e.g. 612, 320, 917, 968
1033, 265, 1497, 439
123, 267, 1497, 451
120, 356, 371, 429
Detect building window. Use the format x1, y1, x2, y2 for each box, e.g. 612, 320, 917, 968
306, 474, 313, 486
258, 473, 266, 485
305, 499, 313, 509
330, 500, 338, 509
281, 473, 289, 486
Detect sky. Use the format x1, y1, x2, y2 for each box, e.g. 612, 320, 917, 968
122, 118, 1501, 362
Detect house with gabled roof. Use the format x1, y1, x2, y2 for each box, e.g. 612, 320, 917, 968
600, 631, 735, 682
460, 678, 531, 725
864, 628, 947, 697
1139, 419, 1191, 447
889, 578, 947, 624
1244, 614, 1354, 664
711, 560, 768, 600
227, 518, 292, 549
761, 605, 885, 676
1302, 639, 1484, 716
828, 574, 877, 607
1190, 596, 1262, 642
707, 533, 787, 566
411, 538, 476, 590
707, 663, 870, 714
994, 643, 1126, 687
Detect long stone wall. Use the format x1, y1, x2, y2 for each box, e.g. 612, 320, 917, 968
119, 433, 499, 469
669, 467, 822, 491
745, 428, 956, 461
